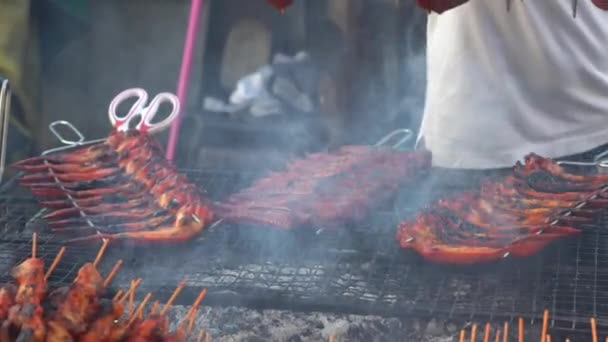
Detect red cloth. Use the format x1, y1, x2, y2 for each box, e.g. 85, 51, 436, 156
592, 0, 608, 10
416, 0, 470, 13
267, 0, 293, 12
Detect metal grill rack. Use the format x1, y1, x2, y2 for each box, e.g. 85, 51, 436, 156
1, 167, 608, 335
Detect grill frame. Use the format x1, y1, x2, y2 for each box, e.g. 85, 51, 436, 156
3, 122, 608, 335
2, 166, 608, 335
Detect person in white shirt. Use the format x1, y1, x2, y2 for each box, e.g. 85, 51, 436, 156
417, 0, 608, 169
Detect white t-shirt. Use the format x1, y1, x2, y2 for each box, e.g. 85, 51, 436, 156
418, 0, 608, 169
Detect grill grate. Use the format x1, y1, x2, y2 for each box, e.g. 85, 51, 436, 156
1, 170, 608, 334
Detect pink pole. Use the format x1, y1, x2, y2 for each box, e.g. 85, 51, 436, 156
166, 0, 205, 161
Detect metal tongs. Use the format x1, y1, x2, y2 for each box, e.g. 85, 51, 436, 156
0, 77, 11, 184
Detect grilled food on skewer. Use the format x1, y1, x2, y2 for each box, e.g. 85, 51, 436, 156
397, 153, 608, 264
1, 234, 47, 342
0, 234, 206, 341
219, 148, 431, 230
13, 128, 216, 245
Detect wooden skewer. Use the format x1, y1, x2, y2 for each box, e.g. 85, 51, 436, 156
484, 323, 491, 342
180, 288, 208, 329
159, 279, 187, 316
93, 239, 109, 267
196, 330, 205, 342
113, 289, 124, 301
503, 322, 508, 342
592, 317, 598, 342
120, 278, 142, 303
44, 246, 66, 280
103, 259, 123, 288
471, 324, 478, 342
127, 292, 152, 326
518, 318, 524, 342
541, 309, 549, 342
460, 329, 466, 342
149, 300, 159, 315
32, 232, 37, 259
495, 329, 501, 342
128, 279, 136, 316
187, 308, 198, 334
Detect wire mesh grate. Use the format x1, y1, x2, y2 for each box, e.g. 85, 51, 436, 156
0, 170, 608, 334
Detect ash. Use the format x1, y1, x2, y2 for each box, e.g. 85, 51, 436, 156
161, 305, 544, 342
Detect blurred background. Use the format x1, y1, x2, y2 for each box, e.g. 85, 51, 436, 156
1, 0, 426, 175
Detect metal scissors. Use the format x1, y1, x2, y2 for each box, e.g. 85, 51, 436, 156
108, 88, 180, 134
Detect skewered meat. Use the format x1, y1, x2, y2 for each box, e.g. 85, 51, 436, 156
0, 286, 15, 321
397, 153, 607, 264
12, 128, 215, 245
218, 147, 431, 230
50, 241, 109, 336
0, 234, 208, 341
0, 235, 49, 342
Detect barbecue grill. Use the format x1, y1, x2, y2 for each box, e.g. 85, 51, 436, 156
1, 122, 608, 338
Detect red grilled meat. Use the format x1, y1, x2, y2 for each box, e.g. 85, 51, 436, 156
218, 147, 431, 230
11, 129, 215, 245
397, 153, 608, 264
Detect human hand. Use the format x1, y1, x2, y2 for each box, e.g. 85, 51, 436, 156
416, 0, 470, 14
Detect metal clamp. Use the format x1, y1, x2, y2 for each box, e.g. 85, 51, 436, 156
49, 120, 86, 146
556, 149, 608, 169
42, 120, 105, 156
374, 128, 413, 150
0, 78, 11, 184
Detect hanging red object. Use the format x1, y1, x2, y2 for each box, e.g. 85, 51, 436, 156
416, 0, 469, 13
592, 0, 608, 10
267, 0, 293, 13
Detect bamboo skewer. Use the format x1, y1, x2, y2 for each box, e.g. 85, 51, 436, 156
160, 279, 187, 316
44, 246, 66, 280
127, 292, 152, 326
541, 309, 549, 342
519, 318, 524, 342
117, 279, 142, 306
128, 279, 136, 316
150, 300, 160, 315
32, 232, 37, 259
197, 330, 205, 342
484, 323, 491, 342
471, 323, 478, 342
592, 317, 598, 342
179, 288, 208, 333
187, 308, 198, 334
103, 259, 123, 287
113, 289, 124, 301
93, 239, 109, 267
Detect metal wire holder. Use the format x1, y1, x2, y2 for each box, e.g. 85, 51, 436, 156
0, 78, 12, 184
27, 121, 107, 239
